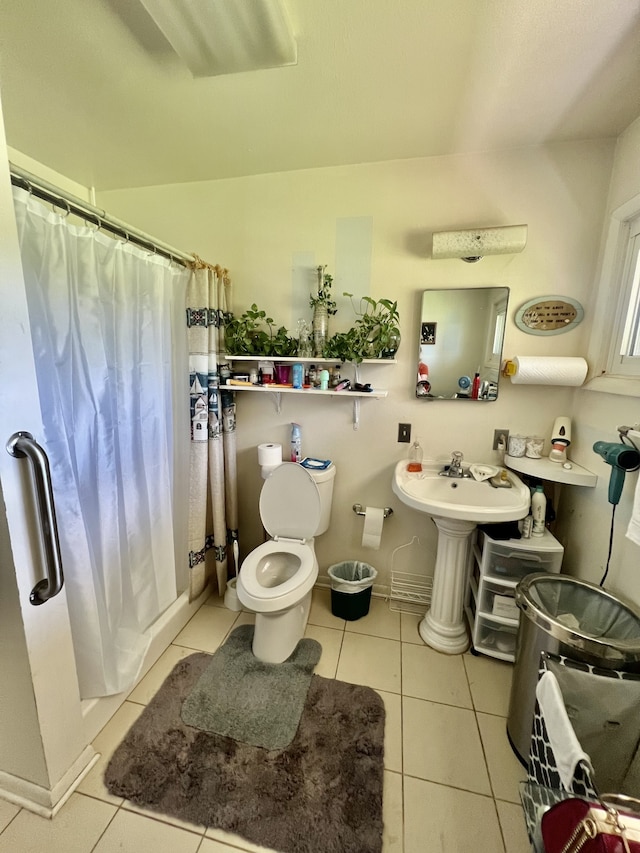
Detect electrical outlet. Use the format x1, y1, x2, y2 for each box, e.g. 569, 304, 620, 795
493, 429, 509, 450
398, 423, 411, 443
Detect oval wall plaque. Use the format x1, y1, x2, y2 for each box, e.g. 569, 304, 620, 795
515, 296, 584, 335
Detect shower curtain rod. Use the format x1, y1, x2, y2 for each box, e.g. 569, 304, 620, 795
9, 163, 194, 267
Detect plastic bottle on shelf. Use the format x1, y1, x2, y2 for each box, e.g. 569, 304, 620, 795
471, 372, 481, 400
292, 363, 304, 389
290, 423, 302, 462
531, 485, 546, 537
407, 441, 423, 472
308, 364, 317, 387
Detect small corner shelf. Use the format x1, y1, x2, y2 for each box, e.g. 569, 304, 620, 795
222, 356, 395, 429
504, 454, 597, 487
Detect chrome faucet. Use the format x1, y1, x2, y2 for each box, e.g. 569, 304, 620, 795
445, 451, 465, 478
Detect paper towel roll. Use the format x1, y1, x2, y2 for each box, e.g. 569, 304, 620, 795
510, 356, 588, 386
362, 506, 384, 550
258, 443, 282, 467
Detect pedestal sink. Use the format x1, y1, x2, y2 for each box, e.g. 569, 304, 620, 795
392, 460, 530, 654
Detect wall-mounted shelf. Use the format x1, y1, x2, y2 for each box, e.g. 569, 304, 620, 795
504, 454, 597, 487
223, 356, 397, 365
223, 384, 387, 400
223, 356, 394, 429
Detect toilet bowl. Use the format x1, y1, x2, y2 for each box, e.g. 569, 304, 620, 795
237, 461, 335, 663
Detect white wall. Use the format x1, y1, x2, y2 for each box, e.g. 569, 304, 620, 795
6, 146, 92, 201
99, 141, 616, 591
557, 115, 640, 602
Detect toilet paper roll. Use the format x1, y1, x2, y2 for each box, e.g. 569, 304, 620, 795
361, 506, 385, 550
257, 443, 282, 467
510, 356, 588, 386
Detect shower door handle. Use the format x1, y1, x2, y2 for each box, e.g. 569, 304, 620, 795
6, 431, 65, 605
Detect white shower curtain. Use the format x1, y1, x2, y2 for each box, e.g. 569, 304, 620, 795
13, 186, 190, 698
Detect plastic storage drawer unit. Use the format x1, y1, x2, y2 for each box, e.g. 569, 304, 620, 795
465, 528, 564, 662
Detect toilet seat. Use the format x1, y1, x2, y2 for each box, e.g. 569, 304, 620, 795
238, 539, 316, 612
237, 464, 321, 614
260, 462, 322, 541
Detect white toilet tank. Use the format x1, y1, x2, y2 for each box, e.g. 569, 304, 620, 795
307, 463, 336, 537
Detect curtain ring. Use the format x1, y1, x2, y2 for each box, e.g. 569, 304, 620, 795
86, 215, 101, 232
53, 199, 71, 218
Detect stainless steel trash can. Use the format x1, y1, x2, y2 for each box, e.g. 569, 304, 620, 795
507, 573, 640, 764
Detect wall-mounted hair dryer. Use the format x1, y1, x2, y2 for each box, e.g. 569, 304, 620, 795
593, 441, 640, 505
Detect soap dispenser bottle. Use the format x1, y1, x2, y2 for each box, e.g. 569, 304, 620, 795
407, 441, 423, 472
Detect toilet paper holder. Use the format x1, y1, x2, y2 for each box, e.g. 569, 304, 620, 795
352, 503, 393, 519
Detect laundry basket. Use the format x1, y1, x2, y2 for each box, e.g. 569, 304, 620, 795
328, 561, 377, 621
522, 651, 640, 847
508, 573, 640, 763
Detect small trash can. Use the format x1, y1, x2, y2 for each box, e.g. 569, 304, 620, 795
508, 573, 640, 763
328, 561, 378, 621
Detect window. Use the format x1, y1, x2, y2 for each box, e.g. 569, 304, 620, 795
587, 193, 640, 395
609, 213, 640, 376
484, 295, 507, 372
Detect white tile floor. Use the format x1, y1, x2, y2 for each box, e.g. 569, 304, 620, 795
0, 590, 532, 853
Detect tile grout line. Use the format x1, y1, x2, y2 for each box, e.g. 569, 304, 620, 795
0, 806, 22, 840
462, 652, 511, 853
399, 636, 406, 853
87, 801, 121, 853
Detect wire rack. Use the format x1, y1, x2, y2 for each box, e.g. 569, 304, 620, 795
388, 536, 433, 614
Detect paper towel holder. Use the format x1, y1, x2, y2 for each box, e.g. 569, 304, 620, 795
353, 503, 393, 519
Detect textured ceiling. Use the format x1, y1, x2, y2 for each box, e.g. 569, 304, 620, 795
1, 0, 639, 191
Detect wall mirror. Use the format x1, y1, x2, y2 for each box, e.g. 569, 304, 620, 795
416, 287, 509, 400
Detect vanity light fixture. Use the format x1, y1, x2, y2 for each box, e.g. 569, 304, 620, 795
432, 225, 528, 263
139, 0, 297, 78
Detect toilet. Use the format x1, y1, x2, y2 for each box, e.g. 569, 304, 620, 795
236, 461, 336, 664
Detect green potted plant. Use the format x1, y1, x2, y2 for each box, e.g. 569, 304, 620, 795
264, 325, 298, 357
225, 304, 271, 355
225, 304, 298, 357
310, 265, 338, 357
325, 293, 400, 363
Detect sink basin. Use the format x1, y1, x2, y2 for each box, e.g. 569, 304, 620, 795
393, 460, 530, 522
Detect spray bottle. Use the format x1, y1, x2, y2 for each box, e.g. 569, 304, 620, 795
290, 423, 302, 462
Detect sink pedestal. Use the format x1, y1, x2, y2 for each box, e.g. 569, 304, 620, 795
418, 517, 475, 654
392, 459, 531, 654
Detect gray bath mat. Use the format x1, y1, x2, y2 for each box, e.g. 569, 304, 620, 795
104, 653, 385, 853
181, 623, 321, 749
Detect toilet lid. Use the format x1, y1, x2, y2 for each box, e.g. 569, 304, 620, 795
260, 462, 322, 540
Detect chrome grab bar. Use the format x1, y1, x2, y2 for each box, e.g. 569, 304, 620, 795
6, 431, 65, 605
